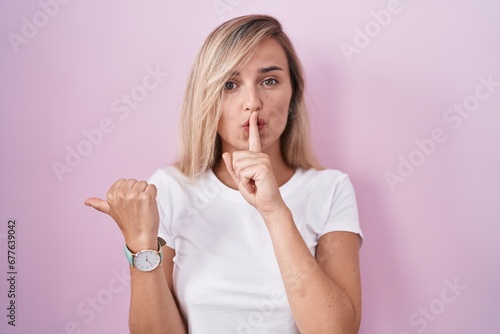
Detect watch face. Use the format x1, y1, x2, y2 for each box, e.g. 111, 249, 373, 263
133, 250, 161, 272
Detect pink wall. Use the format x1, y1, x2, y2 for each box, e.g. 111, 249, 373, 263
1, 0, 499, 333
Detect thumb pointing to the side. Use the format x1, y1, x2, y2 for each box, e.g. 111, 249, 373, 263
84, 197, 111, 214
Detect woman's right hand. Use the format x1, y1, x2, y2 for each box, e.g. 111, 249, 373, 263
84, 178, 160, 251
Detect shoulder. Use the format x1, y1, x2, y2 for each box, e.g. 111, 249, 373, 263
148, 166, 214, 197
149, 165, 189, 185
295, 168, 353, 191
148, 165, 194, 197
292, 168, 358, 210
299, 167, 349, 180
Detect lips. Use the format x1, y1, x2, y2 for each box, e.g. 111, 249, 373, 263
242, 118, 265, 132
242, 118, 265, 126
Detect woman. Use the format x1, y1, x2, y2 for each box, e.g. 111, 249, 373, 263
85, 14, 363, 334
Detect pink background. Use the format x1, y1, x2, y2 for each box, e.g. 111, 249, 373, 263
1, 0, 499, 333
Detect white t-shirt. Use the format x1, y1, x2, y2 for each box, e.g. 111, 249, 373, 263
149, 166, 363, 334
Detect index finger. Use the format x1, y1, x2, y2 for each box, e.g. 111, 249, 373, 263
248, 111, 261, 152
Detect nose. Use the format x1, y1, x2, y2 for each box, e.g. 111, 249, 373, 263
242, 86, 262, 112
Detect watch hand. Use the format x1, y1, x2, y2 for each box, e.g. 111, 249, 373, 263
145, 255, 154, 266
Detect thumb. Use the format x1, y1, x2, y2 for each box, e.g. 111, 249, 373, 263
222, 152, 254, 194
222, 153, 238, 185
84, 197, 110, 214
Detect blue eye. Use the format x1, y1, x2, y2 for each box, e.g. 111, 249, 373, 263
224, 81, 237, 90
263, 78, 277, 86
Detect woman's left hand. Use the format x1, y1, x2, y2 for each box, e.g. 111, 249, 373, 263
222, 111, 287, 218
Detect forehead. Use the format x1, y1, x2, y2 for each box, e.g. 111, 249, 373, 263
239, 38, 289, 72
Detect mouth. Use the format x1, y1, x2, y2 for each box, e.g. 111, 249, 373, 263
242, 118, 265, 132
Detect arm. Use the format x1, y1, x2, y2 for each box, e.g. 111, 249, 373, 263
85, 179, 187, 334
222, 112, 361, 333
129, 246, 187, 334
265, 209, 361, 333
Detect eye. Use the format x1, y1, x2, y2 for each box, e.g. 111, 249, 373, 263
262, 78, 278, 86
224, 81, 237, 90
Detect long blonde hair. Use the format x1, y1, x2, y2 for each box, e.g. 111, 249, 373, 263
177, 14, 322, 178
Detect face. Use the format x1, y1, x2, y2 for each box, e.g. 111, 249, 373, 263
217, 38, 293, 154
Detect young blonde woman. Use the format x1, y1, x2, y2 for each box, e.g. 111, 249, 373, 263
85, 15, 363, 334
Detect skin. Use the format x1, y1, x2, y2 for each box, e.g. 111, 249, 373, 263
85, 38, 361, 333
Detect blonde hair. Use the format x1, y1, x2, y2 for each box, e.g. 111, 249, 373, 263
177, 14, 322, 178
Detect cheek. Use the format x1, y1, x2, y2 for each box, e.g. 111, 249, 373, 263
265, 98, 290, 133
217, 110, 237, 137
217, 117, 228, 137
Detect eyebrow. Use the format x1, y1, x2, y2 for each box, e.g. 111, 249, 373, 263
259, 65, 284, 73
231, 66, 284, 77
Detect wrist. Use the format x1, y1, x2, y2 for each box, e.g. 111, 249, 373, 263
261, 205, 292, 229
124, 237, 166, 272
124, 234, 159, 253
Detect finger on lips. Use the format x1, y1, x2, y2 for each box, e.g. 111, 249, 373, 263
221, 112, 262, 192
248, 111, 262, 152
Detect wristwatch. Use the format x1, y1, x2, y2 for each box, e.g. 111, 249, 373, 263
124, 237, 167, 272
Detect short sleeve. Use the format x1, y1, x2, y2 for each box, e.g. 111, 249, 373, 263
321, 174, 363, 242
148, 169, 175, 249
